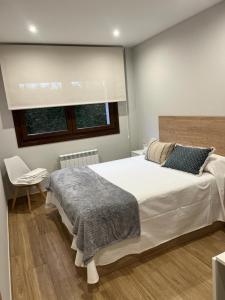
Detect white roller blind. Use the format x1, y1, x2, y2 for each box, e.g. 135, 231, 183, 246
0, 45, 126, 110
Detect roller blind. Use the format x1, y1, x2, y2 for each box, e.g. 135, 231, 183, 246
0, 45, 126, 110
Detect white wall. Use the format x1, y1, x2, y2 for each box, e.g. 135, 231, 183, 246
0, 171, 11, 300
124, 48, 139, 150
132, 2, 225, 147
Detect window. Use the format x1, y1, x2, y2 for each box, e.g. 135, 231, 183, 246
13, 103, 119, 147
25, 107, 68, 135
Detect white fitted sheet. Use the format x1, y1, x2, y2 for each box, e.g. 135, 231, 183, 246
47, 155, 224, 266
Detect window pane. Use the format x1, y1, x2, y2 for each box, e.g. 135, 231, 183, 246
75, 103, 110, 129
25, 107, 67, 135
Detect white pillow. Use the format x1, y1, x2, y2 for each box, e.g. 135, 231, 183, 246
204, 154, 225, 173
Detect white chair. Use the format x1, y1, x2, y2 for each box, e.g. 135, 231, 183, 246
4, 156, 46, 211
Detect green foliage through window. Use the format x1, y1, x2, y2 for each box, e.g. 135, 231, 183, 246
25, 107, 67, 135
75, 103, 110, 129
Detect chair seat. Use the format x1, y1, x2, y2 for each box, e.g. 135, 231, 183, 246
13, 178, 45, 186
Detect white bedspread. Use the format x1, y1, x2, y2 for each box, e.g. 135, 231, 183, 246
47, 155, 225, 267
89, 155, 224, 265
90, 155, 223, 220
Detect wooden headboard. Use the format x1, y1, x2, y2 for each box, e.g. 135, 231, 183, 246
159, 116, 225, 156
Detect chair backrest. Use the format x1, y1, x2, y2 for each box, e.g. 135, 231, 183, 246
4, 156, 31, 185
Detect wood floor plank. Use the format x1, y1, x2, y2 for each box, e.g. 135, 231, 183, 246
184, 233, 225, 267
150, 251, 211, 299
130, 262, 183, 300
8, 198, 225, 300
31, 264, 58, 300
26, 217, 47, 268
41, 232, 69, 283
10, 256, 34, 300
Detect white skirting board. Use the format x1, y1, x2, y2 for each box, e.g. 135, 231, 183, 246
0, 172, 12, 300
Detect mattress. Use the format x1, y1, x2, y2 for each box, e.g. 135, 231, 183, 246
47, 155, 223, 266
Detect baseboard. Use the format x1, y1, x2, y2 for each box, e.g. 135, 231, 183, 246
6, 211, 12, 300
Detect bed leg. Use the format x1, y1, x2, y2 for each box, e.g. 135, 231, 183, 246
75, 249, 84, 267
75, 250, 99, 284
87, 260, 99, 285
45, 192, 55, 208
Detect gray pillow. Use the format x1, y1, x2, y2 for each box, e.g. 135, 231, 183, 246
162, 145, 214, 175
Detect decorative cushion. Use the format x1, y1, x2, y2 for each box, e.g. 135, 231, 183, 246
162, 145, 214, 175
204, 154, 225, 173
145, 139, 175, 164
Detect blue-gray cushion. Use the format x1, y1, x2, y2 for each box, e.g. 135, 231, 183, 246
162, 145, 214, 175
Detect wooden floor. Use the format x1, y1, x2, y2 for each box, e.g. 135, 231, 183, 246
8, 194, 225, 300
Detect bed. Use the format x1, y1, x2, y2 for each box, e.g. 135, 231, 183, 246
46, 116, 225, 284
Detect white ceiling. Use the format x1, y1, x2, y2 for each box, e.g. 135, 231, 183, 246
0, 0, 223, 46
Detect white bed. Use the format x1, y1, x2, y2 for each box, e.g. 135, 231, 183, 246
46, 154, 225, 283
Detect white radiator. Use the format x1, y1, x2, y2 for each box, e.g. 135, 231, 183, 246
59, 149, 99, 169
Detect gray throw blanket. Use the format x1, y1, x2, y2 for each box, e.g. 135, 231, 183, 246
48, 167, 140, 264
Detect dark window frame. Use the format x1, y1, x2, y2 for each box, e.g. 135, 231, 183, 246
12, 102, 119, 147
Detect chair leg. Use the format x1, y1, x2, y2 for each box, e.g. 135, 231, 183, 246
12, 187, 18, 209
26, 188, 32, 212
36, 183, 46, 201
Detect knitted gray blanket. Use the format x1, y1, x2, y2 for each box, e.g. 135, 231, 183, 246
48, 167, 140, 264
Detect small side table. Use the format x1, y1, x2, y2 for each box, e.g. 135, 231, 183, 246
131, 149, 144, 157
212, 252, 225, 300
